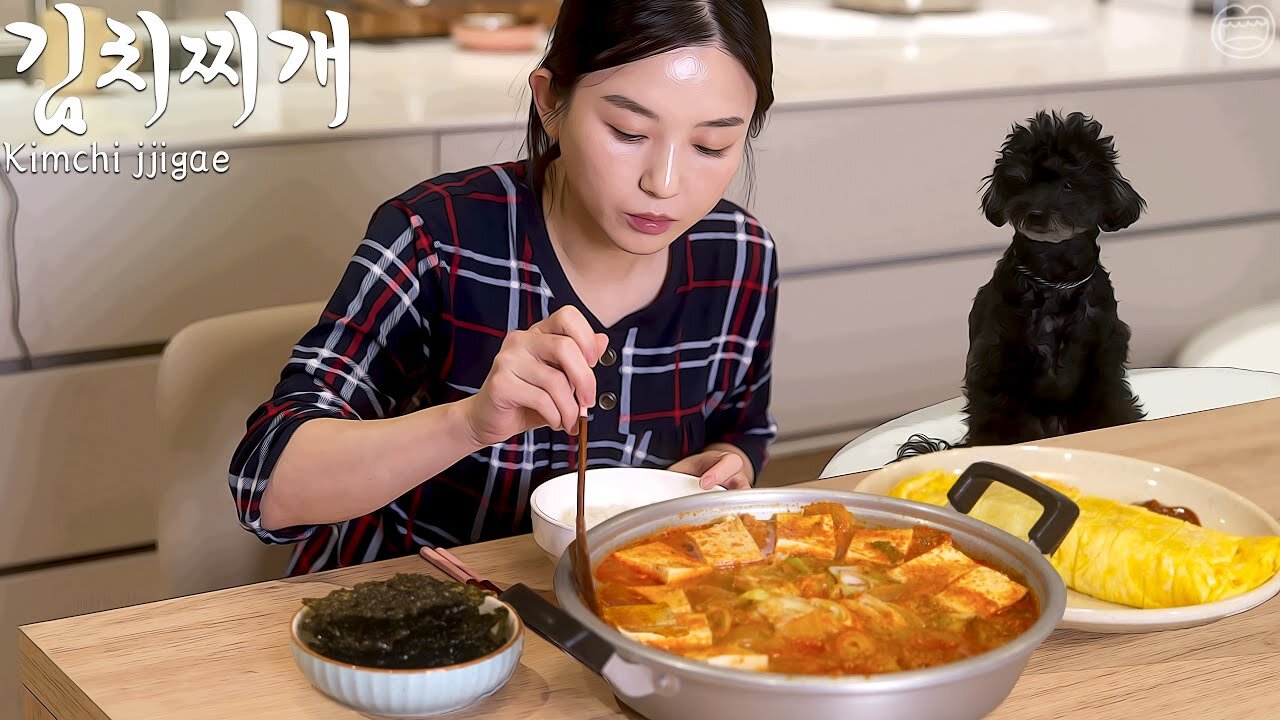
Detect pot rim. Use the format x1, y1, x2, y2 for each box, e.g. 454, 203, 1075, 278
552, 487, 1066, 694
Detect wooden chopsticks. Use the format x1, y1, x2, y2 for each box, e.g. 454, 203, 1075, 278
420, 405, 597, 611
419, 546, 503, 595
574, 408, 598, 613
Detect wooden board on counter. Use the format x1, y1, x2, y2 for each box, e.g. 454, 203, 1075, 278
281, 0, 562, 40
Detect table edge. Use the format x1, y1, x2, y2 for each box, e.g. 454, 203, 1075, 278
19, 629, 111, 720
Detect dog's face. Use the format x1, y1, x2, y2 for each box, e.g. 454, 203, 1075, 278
980, 110, 1146, 241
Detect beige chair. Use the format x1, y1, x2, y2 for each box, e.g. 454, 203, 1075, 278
1175, 299, 1280, 374
155, 301, 326, 597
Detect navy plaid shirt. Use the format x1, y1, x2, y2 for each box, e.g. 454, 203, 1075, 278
229, 161, 779, 576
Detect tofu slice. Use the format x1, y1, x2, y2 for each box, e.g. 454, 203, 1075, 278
688, 516, 765, 566
774, 513, 837, 560
612, 542, 713, 584
845, 528, 914, 565
601, 603, 676, 630
886, 543, 980, 594
630, 586, 694, 613
618, 613, 714, 652
691, 651, 770, 672
934, 565, 1029, 618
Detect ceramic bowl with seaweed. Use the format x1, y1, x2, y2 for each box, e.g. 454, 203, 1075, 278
289, 573, 524, 718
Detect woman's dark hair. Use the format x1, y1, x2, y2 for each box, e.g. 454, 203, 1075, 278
525, 0, 774, 206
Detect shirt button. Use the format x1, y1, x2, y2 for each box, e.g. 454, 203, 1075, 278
600, 347, 618, 367
598, 392, 618, 411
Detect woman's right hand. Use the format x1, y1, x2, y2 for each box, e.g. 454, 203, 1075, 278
461, 306, 609, 447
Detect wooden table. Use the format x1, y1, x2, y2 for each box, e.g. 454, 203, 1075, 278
20, 399, 1280, 720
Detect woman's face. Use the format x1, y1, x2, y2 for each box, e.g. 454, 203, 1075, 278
534, 46, 758, 256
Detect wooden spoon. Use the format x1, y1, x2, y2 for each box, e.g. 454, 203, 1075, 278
573, 407, 598, 614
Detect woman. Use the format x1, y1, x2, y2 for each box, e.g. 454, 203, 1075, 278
229, 0, 780, 575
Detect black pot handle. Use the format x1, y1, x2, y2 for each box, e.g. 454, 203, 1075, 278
499, 583, 614, 675
500, 583, 665, 698
946, 461, 1080, 556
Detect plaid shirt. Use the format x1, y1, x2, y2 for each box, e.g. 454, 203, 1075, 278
229, 161, 779, 576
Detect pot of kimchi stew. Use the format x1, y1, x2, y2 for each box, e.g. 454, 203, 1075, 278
550, 463, 1079, 720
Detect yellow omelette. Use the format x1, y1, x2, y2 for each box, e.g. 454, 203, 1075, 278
888, 470, 1280, 609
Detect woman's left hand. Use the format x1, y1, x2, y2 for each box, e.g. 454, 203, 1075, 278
669, 443, 755, 490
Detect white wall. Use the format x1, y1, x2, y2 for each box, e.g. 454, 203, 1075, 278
10, 135, 436, 354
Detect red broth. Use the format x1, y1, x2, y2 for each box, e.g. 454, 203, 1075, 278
594, 503, 1039, 676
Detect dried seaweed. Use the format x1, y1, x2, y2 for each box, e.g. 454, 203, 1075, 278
299, 573, 508, 669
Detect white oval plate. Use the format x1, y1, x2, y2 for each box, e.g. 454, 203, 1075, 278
854, 445, 1280, 633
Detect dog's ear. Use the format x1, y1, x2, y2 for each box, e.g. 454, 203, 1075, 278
1099, 174, 1146, 232
980, 172, 1007, 227
1075, 112, 1104, 141
981, 158, 1028, 228
982, 121, 1033, 227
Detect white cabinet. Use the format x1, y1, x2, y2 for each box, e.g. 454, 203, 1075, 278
11, 135, 437, 355
733, 97, 1038, 273
0, 357, 161, 568
0, 165, 15, 360
1038, 77, 1280, 228
771, 250, 995, 437
1103, 219, 1280, 364
437, 128, 529, 173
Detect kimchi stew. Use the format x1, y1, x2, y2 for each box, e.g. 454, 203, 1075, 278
592, 502, 1038, 676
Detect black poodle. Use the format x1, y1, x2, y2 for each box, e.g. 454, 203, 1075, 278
898, 110, 1148, 459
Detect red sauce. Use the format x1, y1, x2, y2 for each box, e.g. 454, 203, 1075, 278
1134, 499, 1200, 526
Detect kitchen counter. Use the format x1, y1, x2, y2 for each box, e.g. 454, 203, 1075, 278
17, 397, 1280, 720
0, 3, 1277, 150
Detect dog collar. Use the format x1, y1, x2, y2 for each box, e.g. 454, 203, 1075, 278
1014, 263, 1095, 291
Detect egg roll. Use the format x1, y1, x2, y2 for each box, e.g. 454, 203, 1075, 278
888, 470, 1280, 609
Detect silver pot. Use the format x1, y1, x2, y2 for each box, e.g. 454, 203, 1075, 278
532, 462, 1077, 720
